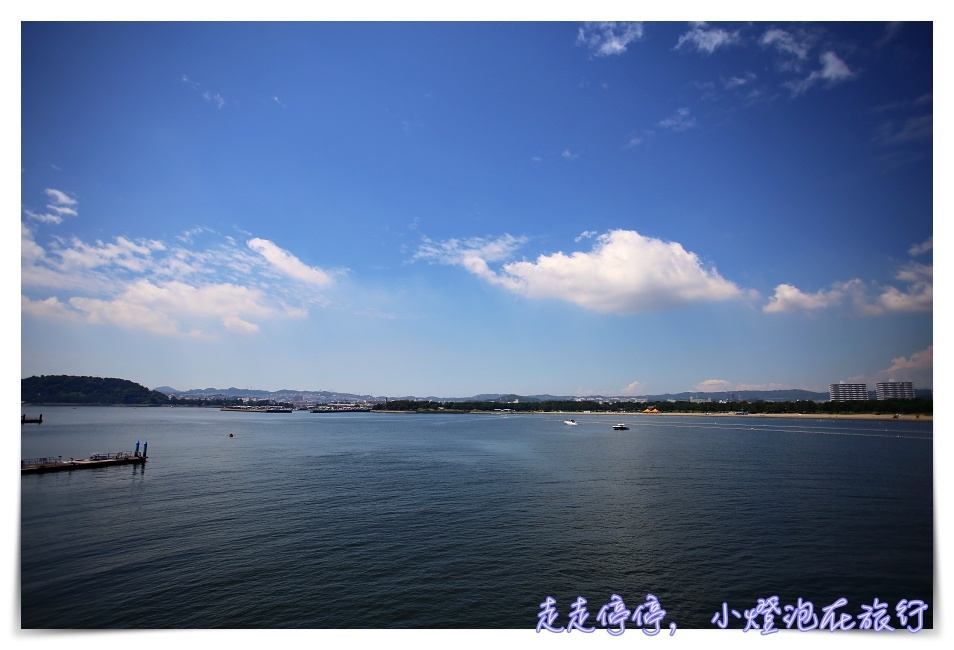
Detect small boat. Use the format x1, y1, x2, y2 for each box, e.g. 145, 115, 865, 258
564, 419, 578, 425
612, 423, 629, 430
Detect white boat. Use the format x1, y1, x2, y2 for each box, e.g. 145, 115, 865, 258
563, 419, 578, 425
612, 423, 629, 430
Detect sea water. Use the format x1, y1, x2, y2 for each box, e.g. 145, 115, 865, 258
20, 406, 933, 630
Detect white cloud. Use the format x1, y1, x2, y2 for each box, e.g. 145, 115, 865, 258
723, 72, 757, 89
23, 188, 79, 224
787, 51, 854, 96
248, 238, 336, 287
624, 136, 644, 149
760, 28, 810, 60
876, 346, 933, 383
561, 149, 579, 161
658, 107, 696, 132
763, 280, 862, 313
45, 188, 78, 208
765, 244, 932, 315
575, 231, 598, 243
184, 75, 225, 109
675, 22, 740, 54
414, 234, 528, 284
33, 277, 280, 339
22, 206, 342, 337
620, 380, 646, 396
21, 223, 45, 263
875, 262, 932, 313
863, 346, 934, 390
696, 379, 731, 392
202, 90, 225, 109
69, 294, 196, 337
818, 51, 853, 82
21, 295, 81, 322
577, 22, 644, 57
417, 229, 746, 314
909, 237, 932, 256
57, 236, 165, 273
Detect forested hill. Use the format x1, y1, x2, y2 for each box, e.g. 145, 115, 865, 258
21, 375, 170, 405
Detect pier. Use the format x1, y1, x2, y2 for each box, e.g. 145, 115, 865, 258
21, 441, 148, 474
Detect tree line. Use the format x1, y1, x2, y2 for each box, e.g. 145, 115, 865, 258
375, 398, 932, 416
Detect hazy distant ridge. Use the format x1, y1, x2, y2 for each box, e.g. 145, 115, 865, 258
153, 385, 846, 403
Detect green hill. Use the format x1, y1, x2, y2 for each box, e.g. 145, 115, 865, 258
21, 375, 170, 405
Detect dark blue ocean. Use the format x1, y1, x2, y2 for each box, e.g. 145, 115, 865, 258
20, 406, 933, 630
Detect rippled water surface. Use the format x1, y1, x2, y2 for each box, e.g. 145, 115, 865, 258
20, 407, 933, 629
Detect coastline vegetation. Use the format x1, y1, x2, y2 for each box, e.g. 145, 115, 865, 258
374, 398, 933, 416
21, 375, 170, 405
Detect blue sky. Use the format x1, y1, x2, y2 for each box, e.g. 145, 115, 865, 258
19, 20, 934, 398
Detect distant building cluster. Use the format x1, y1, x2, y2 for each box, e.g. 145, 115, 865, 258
828, 381, 916, 401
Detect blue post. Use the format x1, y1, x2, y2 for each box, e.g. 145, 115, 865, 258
143, 441, 148, 458
135, 440, 140, 456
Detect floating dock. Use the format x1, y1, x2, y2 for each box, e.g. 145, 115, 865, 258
21, 441, 148, 475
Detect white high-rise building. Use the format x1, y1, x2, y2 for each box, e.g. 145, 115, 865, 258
829, 383, 868, 401
876, 381, 915, 400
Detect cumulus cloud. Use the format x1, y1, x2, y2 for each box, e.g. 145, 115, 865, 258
416, 229, 746, 314
696, 379, 731, 392
875, 262, 932, 313
620, 380, 647, 396
22, 193, 342, 337
577, 22, 644, 57
764, 242, 932, 315
675, 22, 740, 54
869, 346, 933, 390
763, 279, 864, 313
880, 346, 932, 378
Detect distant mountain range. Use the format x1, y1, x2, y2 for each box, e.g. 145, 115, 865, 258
151, 386, 932, 403
22, 377, 929, 405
